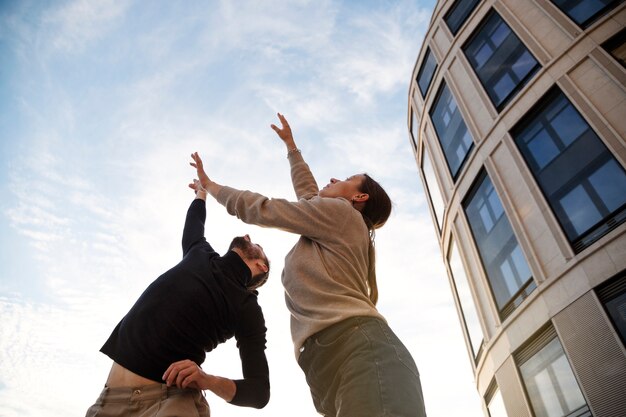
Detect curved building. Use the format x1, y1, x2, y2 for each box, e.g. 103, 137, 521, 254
408, 1, 626, 416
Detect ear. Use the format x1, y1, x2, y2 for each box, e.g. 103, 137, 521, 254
352, 193, 369, 203
256, 260, 269, 273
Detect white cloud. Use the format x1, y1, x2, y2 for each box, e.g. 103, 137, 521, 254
44, 0, 130, 52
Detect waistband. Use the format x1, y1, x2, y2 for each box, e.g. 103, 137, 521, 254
300, 316, 385, 354
97, 383, 197, 403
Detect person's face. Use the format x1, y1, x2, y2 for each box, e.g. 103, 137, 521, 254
229, 235, 266, 262
318, 174, 366, 200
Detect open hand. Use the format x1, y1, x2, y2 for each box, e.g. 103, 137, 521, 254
189, 152, 211, 190
270, 113, 296, 149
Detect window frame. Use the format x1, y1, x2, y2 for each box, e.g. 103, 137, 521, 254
444, 0, 482, 36
510, 86, 626, 253
416, 47, 438, 98
429, 80, 475, 181
602, 27, 626, 69
514, 325, 591, 417
462, 9, 542, 112
549, 0, 624, 28
462, 169, 536, 320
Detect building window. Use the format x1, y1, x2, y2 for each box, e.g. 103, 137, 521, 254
596, 271, 626, 348
417, 48, 438, 97
449, 238, 484, 360
511, 87, 626, 252
429, 81, 474, 180
516, 326, 590, 417
603, 28, 626, 69
444, 0, 482, 36
485, 380, 508, 417
550, 0, 623, 28
463, 10, 541, 111
463, 170, 535, 320
410, 109, 419, 150
422, 146, 445, 232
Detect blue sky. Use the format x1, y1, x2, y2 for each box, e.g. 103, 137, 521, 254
0, 1, 484, 416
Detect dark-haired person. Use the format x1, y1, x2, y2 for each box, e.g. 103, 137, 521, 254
190, 113, 427, 417
85, 175, 271, 417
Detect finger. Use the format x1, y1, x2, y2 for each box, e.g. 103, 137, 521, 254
176, 367, 194, 388
270, 124, 280, 133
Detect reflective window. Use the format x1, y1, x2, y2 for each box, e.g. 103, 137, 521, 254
519, 337, 589, 417
449, 238, 483, 359
463, 170, 535, 319
511, 88, 626, 252
444, 0, 482, 35
550, 0, 623, 28
597, 273, 626, 348
410, 109, 419, 150
417, 48, 438, 97
463, 10, 541, 111
603, 28, 626, 69
487, 388, 508, 417
430, 81, 474, 180
422, 146, 445, 231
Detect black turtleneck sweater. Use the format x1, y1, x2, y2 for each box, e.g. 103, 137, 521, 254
100, 198, 269, 408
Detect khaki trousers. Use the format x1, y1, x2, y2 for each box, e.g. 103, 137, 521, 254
85, 383, 210, 417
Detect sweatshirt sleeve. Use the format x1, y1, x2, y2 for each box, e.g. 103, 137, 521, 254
216, 186, 351, 242
288, 151, 319, 200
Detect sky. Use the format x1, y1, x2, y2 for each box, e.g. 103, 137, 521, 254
0, 1, 484, 416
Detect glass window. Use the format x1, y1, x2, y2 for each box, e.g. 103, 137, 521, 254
449, 238, 483, 359
463, 10, 541, 111
444, 0, 482, 35
519, 337, 589, 417
463, 170, 535, 319
597, 273, 626, 348
603, 28, 626, 69
605, 291, 626, 346
511, 88, 626, 252
410, 109, 419, 150
487, 388, 508, 417
430, 81, 474, 179
417, 48, 438, 97
550, 0, 623, 28
422, 146, 445, 231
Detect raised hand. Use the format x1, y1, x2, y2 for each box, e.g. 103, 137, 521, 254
189, 152, 211, 190
270, 113, 296, 150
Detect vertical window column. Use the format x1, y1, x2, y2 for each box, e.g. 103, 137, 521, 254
430, 81, 474, 180
416, 48, 438, 98
511, 88, 626, 252
463, 10, 541, 111
515, 326, 591, 417
448, 238, 484, 360
463, 170, 535, 319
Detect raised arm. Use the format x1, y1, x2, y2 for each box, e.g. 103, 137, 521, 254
181, 172, 215, 257
270, 113, 319, 199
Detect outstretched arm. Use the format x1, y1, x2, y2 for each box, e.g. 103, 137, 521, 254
189, 152, 222, 199
270, 113, 319, 199
163, 360, 236, 402
270, 112, 297, 153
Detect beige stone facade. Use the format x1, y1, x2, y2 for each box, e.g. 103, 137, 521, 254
408, 1, 626, 416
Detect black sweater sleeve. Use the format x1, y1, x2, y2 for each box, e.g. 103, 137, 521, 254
182, 198, 215, 256
229, 298, 270, 408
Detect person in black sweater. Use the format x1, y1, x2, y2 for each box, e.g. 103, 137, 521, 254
86, 172, 271, 417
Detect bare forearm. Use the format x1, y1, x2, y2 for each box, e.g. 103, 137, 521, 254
205, 374, 237, 402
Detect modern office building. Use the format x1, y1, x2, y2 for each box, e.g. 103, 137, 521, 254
408, 1, 626, 416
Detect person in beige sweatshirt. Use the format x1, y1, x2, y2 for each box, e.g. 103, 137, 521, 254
190, 113, 427, 417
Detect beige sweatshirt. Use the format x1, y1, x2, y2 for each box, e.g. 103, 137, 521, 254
216, 151, 385, 358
